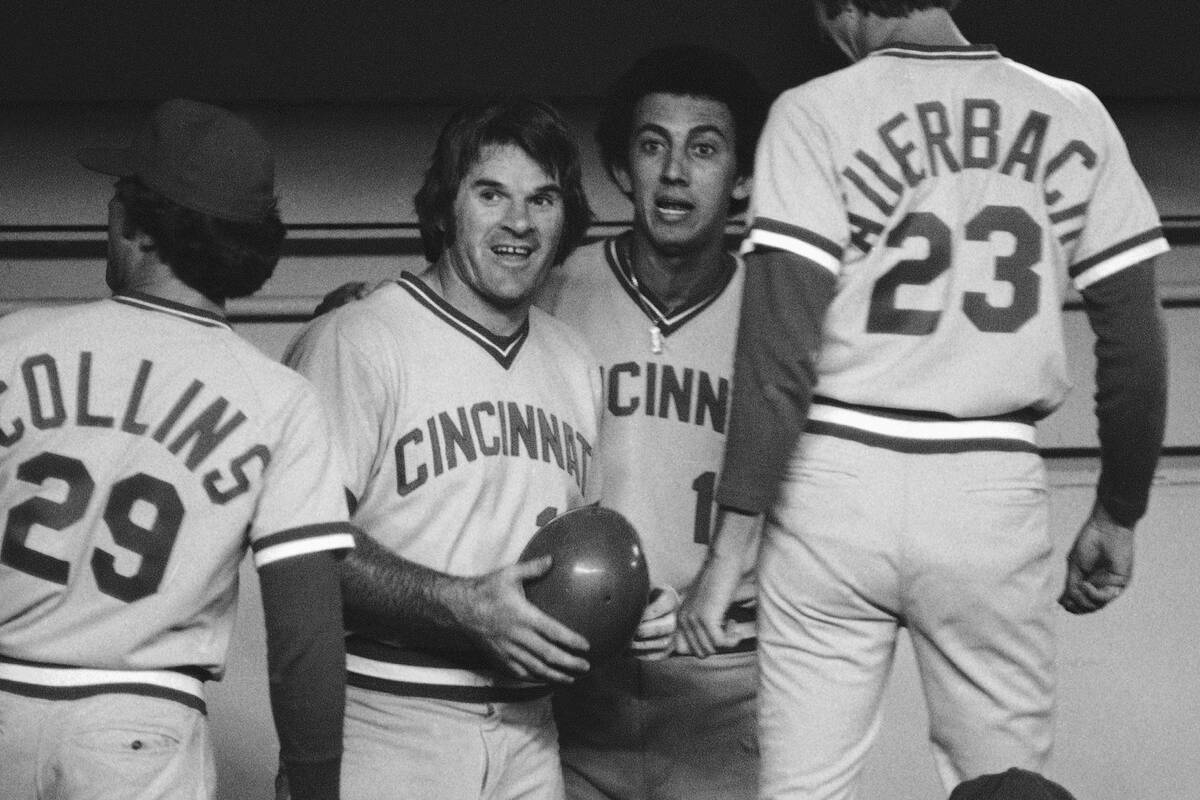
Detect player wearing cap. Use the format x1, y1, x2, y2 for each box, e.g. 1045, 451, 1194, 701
679, 1, 1169, 797
536, 46, 770, 800
0, 99, 356, 800
284, 98, 603, 800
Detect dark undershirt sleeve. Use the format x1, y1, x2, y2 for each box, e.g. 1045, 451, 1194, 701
716, 248, 837, 513
1081, 257, 1168, 526
259, 550, 347, 800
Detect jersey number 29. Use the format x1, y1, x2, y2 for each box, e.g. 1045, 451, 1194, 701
2, 451, 183, 603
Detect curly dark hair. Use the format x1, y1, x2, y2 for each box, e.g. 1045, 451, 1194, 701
812, 0, 961, 19
115, 176, 285, 303
594, 44, 770, 216
414, 97, 592, 266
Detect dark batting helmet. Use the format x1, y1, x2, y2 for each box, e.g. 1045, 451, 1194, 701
521, 505, 650, 667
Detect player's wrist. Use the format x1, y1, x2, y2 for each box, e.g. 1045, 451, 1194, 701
439, 572, 484, 632
1091, 499, 1137, 535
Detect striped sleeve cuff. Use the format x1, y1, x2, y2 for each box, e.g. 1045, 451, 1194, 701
1070, 229, 1169, 291
743, 218, 843, 276
251, 523, 357, 568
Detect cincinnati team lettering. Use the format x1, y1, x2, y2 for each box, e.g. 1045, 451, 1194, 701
0, 351, 268, 505
394, 401, 594, 496
843, 98, 1098, 253
603, 361, 729, 433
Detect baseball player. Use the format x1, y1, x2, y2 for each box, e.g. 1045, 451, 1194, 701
536, 46, 770, 800
679, 1, 1169, 798
284, 98, 605, 800
0, 99, 356, 800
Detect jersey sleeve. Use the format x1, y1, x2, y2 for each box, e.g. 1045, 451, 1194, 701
284, 311, 391, 503
1082, 260, 1168, 526
260, 552, 345, 800
715, 92, 842, 513
743, 92, 847, 278
716, 249, 837, 513
247, 386, 357, 568
1061, 95, 1169, 290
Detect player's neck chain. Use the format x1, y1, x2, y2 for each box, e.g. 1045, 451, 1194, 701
625, 266, 664, 355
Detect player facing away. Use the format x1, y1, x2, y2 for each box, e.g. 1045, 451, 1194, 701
679, 1, 1169, 798
284, 98, 623, 800
0, 99, 356, 800
536, 45, 770, 800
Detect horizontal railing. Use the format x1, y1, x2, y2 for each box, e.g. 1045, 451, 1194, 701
3, 217, 1198, 320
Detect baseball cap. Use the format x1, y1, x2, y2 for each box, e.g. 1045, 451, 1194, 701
949, 768, 1077, 800
77, 98, 275, 222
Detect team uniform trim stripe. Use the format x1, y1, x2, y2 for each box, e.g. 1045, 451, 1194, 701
346, 672, 552, 703
807, 420, 1039, 454
1068, 228, 1164, 279
112, 292, 230, 329
603, 234, 737, 336
752, 218, 842, 261
0, 659, 207, 713
870, 43, 1001, 61
346, 654, 551, 702
812, 395, 1039, 425
397, 273, 528, 368
1071, 234, 1170, 291
250, 522, 357, 567
346, 634, 489, 670
254, 531, 357, 568
250, 521, 358, 552
744, 219, 842, 275
805, 400, 1038, 454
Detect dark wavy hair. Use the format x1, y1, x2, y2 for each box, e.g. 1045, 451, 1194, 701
115, 176, 286, 302
414, 97, 592, 266
813, 0, 961, 18
595, 45, 770, 216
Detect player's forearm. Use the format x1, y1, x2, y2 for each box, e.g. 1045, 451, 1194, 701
708, 506, 762, 563
1082, 258, 1168, 526
715, 249, 836, 513
340, 530, 477, 650
258, 552, 346, 800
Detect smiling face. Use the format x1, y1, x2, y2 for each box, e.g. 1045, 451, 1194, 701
439, 142, 566, 324
617, 92, 750, 258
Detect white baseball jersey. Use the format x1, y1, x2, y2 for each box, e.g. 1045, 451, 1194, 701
539, 235, 748, 598
285, 274, 602, 701
543, 236, 760, 800
746, 43, 1169, 421
0, 294, 355, 710
733, 42, 1170, 798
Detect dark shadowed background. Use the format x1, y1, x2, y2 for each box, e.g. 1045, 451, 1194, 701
2, 0, 1197, 103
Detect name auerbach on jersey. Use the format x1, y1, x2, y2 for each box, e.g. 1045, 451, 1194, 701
843, 99, 1097, 252
0, 351, 267, 505
395, 400, 594, 496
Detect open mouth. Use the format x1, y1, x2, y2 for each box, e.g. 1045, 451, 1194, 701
654, 197, 694, 218
491, 244, 535, 258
